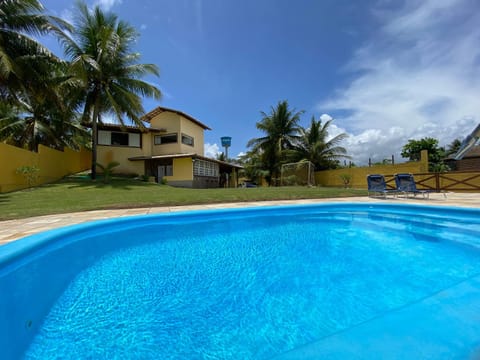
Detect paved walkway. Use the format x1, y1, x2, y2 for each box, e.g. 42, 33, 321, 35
1, 192, 479, 246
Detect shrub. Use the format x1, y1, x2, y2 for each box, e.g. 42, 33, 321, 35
339, 174, 352, 188
96, 161, 120, 183
16, 165, 40, 188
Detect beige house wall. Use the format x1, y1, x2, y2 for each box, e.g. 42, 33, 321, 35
315, 150, 429, 188
97, 109, 207, 178
97, 146, 144, 175
150, 112, 181, 156
150, 111, 181, 133
149, 111, 205, 156
142, 133, 153, 157
179, 117, 205, 155
164, 157, 194, 182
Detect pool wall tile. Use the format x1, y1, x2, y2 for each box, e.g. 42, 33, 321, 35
276, 276, 480, 359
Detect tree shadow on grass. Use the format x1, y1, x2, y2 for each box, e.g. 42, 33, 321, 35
62, 177, 158, 191
0, 194, 10, 204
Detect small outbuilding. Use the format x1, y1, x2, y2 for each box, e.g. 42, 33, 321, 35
446, 124, 480, 171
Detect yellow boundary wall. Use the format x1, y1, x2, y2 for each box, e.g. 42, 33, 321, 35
315, 150, 429, 188
0, 143, 91, 193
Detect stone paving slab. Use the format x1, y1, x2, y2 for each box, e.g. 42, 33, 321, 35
0, 192, 479, 246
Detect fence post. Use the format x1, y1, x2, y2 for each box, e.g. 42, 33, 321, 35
435, 172, 440, 192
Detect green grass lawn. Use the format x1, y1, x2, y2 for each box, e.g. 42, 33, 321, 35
0, 176, 367, 220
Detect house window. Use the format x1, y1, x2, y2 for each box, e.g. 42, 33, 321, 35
129, 133, 140, 147
194, 159, 219, 177
158, 165, 173, 178
111, 132, 129, 146
98, 130, 111, 145
98, 130, 141, 147
182, 134, 194, 147
154, 133, 178, 145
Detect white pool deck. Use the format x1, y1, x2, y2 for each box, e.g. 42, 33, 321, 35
1, 192, 480, 358
1, 192, 479, 246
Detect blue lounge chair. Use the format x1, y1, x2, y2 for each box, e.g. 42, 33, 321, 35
394, 173, 430, 199
367, 174, 397, 198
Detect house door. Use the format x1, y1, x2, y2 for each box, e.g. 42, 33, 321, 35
157, 165, 173, 181
157, 166, 165, 182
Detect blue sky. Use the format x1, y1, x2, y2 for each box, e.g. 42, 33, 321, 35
40, 0, 480, 164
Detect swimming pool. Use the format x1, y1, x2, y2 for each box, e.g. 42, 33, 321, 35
1, 203, 480, 359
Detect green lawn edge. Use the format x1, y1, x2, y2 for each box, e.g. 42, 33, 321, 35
0, 176, 367, 221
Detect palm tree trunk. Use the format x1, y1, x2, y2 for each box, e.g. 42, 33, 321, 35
90, 96, 100, 180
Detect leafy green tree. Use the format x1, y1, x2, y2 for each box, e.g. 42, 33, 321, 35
247, 100, 303, 185
60, 1, 161, 179
0, 58, 89, 151
0, 0, 69, 101
237, 149, 268, 185
16, 165, 40, 188
96, 161, 120, 183
0, 0, 88, 151
445, 138, 462, 157
0, 100, 88, 152
401, 137, 438, 161
339, 173, 351, 188
293, 116, 349, 170
401, 137, 446, 172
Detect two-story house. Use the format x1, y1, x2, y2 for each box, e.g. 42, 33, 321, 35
96, 106, 241, 188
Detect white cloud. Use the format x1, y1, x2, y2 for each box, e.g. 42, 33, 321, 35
60, 8, 74, 26
319, 113, 333, 122
204, 143, 220, 158
204, 144, 244, 160
319, 0, 480, 165
161, 89, 173, 100
94, 0, 122, 11
383, 0, 459, 36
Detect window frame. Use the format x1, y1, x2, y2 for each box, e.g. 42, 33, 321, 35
98, 130, 141, 148
110, 132, 129, 146
181, 133, 194, 147
193, 159, 219, 177
154, 133, 178, 145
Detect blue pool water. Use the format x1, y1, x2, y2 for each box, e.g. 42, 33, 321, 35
1, 203, 480, 359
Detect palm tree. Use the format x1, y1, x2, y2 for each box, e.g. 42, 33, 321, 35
237, 149, 267, 185
0, 0, 87, 151
0, 54, 89, 151
445, 138, 462, 157
0, 0, 70, 101
60, 1, 161, 179
294, 116, 349, 170
247, 100, 303, 185
0, 96, 88, 151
